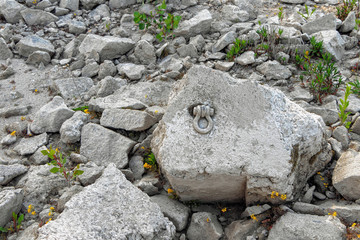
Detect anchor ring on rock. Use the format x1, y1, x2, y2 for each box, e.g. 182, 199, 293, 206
193, 105, 214, 134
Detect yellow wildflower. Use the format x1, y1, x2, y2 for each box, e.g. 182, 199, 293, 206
317, 172, 321, 174
314, 5, 318, 8
48, 212, 52, 216
55, 148, 59, 153
84, 109, 90, 114
352, 223, 357, 228
328, 211, 337, 217
154, 110, 158, 114
275, 192, 279, 197
10, 131, 16, 136
34, 89, 38, 93
357, 234, 360, 238
143, 163, 152, 169
250, 214, 258, 221
221, 207, 227, 213
206, 218, 210, 222
271, 191, 275, 199
31, 211, 36, 215
141, 146, 145, 150
145, 95, 148, 98
167, 188, 174, 194
50, 207, 55, 211
281, 194, 287, 200
21, 116, 26, 121
28, 205, 33, 213
305, 51, 309, 56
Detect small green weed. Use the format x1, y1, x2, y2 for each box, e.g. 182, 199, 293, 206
309, 36, 324, 58
336, 0, 358, 21
0, 212, 24, 234
143, 152, 158, 171
297, 4, 317, 21
133, 0, 182, 42
278, 6, 284, 23
72, 106, 88, 112
41, 147, 84, 185
338, 84, 352, 129
349, 78, 360, 96
226, 39, 250, 60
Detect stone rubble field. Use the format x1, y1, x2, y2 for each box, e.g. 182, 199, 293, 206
1, 0, 360, 239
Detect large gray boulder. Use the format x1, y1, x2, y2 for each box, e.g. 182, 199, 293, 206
221, 5, 249, 23
175, 9, 212, 38
30, 96, 74, 134
311, 30, 345, 61
20, 9, 58, 26
109, 0, 136, 9
134, 40, 156, 65
268, 213, 346, 240
0, 37, 13, 60
151, 66, 329, 205
78, 34, 134, 62
333, 149, 360, 200
54, 77, 94, 100
80, 123, 136, 168
0, 164, 28, 185
340, 11, 356, 33
301, 14, 337, 35
0, 189, 24, 227
16, 35, 55, 57
37, 164, 176, 239
60, 111, 88, 143
0, 0, 26, 23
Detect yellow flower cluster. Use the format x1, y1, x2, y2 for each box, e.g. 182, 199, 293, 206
270, 191, 287, 200
28, 204, 36, 215
10, 131, 16, 136
221, 207, 227, 213
48, 206, 55, 216
328, 211, 337, 217
143, 163, 152, 169
250, 214, 258, 222
84, 109, 90, 114
21, 116, 26, 121
167, 188, 174, 194
317, 172, 328, 188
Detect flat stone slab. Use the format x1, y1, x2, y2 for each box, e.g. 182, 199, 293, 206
152, 65, 328, 205
0, 164, 28, 185
54, 77, 94, 100
13, 133, 48, 155
0, 189, 24, 227
16, 35, 55, 57
37, 164, 176, 239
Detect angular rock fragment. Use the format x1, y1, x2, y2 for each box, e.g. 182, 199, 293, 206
134, 40, 156, 65
256, 60, 292, 80
20, 9, 58, 26
60, 111, 88, 143
117, 63, 146, 81
0, 0, 26, 23
13, 133, 48, 156
37, 164, 176, 239
311, 30, 345, 61
16, 35, 55, 57
0, 164, 28, 185
175, 9, 212, 38
302, 14, 337, 35
0, 189, 24, 227
0, 37, 13, 60
109, 0, 136, 9
187, 212, 223, 240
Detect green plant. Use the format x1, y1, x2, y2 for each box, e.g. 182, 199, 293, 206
278, 6, 284, 22
143, 152, 158, 171
355, 18, 360, 30
338, 84, 352, 129
105, 21, 111, 31
256, 21, 268, 41
336, 0, 358, 21
302, 53, 343, 103
226, 39, 249, 60
72, 106, 88, 112
309, 36, 324, 58
41, 147, 83, 185
349, 78, 360, 95
0, 212, 24, 234
133, 0, 182, 42
297, 4, 317, 21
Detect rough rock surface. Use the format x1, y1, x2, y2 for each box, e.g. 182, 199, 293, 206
267, 212, 346, 240
311, 30, 345, 61
152, 66, 329, 204
37, 164, 176, 240
16, 35, 55, 57
0, 164, 28, 185
30, 96, 74, 134
13, 133, 48, 155
186, 212, 223, 240
0, 37, 13, 60
60, 111, 88, 143
175, 9, 213, 37
0, 189, 24, 227
54, 77, 94, 100
80, 123, 136, 168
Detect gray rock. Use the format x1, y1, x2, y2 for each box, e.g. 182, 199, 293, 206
0, 106, 30, 118
177, 44, 198, 58
60, 111, 88, 143
134, 40, 156, 65
100, 108, 157, 131
311, 30, 345, 61
69, 20, 86, 34
333, 126, 349, 150
1, 134, 16, 146
302, 14, 337, 35
268, 212, 346, 240
37, 164, 176, 239
134, 174, 160, 196
190, 35, 205, 52
235, 51, 255, 65
302, 185, 315, 203
175, 9, 212, 38
340, 11, 355, 33
317, 199, 360, 224
233, 0, 258, 20
0, 37, 13, 60
292, 202, 328, 216
151, 194, 191, 231
59, 0, 78, 11
97, 76, 126, 97
98, 61, 117, 80
225, 219, 259, 240
78, 162, 104, 186
26, 51, 51, 66
17, 222, 38, 240
187, 212, 223, 240
129, 155, 145, 180
89, 96, 147, 112
80, 123, 136, 168
221, 5, 249, 23
16, 35, 55, 57
329, 138, 343, 159
214, 61, 234, 71
159, 56, 183, 72
81, 60, 99, 78
20, 9, 58, 26
333, 149, 360, 200
287, 85, 313, 102
89, 4, 110, 19
29, 146, 49, 165
0, 66, 15, 80
348, 95, 360, 112
31, 96, 74, 134
63, 38, 80, 59
240, 204, 271, 217
0, 189, 23, 227
79, 34, 135, 62
54, 77, 94, 100
117, 63, 146, 80
54, 7, 70, 16
212, 31, 236, 53
109, 0, 135, 9
0, 164, 27, 185
151, 66, 329, 204
313, 191, 327, 200
57, 185, 83, 212
256, 60, 292, 80
13, 133, 48, 156
280, 0, 306, 3
79, 0, 105, 10
305, 106, 338, 125
0, 0, 26, 23
351, 116, 360, 135
70, 153, 88, 164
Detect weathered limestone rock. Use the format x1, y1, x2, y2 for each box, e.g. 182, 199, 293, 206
225, 219, 259, 240
59, 0, 79, 11
37, 164, 176, 239
20, 9, 58, 26
30, 96, 74, 134
77, 162, 104, 186
0, 37, 13, 60
117, 63, 146, 81
152, 66, 329, 204
109, 0, 135, 9
26, 51, 51, 66
78, 34, 134, 62
89, 96, 147, 112
16, 35, 55, 57
13, 133, 48, 156
0, 164, 28, 185
100, 109, 157, 131
57, 185, 84, 212
340, 11, 356, 33
134, 40, 156, 65
333, 149, 360, 200
79, 0, 105, 10
54, 77, 94, 100
60, 111, 88, 143
97, 76, 125, 97
280, 0, 306, 3
221, 5, 249, 23
268, 213, 346, 240
0, 189, 24, 227
80, 123, 136, 168
0, 0, 26, 23
301, 14, 337, 35
187, 212, 223, 240
98, 61, 117, 80
235, 51, 255, 65
175, 9, 212, 37
256, 60, 292, 80
212, 31, 236, 53
311, 30, 345, 61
